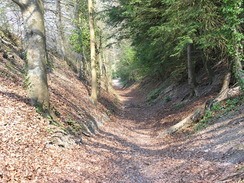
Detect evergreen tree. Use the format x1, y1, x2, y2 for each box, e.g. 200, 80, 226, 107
104, 0, 243, 90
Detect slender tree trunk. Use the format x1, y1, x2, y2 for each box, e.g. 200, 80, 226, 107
215, 71, 231, 102
100, 51, 106, 90
56, 0, 65, 60
106, 51, 113, 92
233, 30, 244, 91
204, 59, 214, 84
74, 0, 85, 79
99, 47, 109, 92
187, 43, 198, 97
12, 0, 50, 111
222, 2, 244, 92
96, 31, 103, 97
88, 0, 98, 104
103, 52, 110, 92
82, 47, 88, 78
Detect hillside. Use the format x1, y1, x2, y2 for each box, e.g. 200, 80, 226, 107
0, 31, 114, 181
0, 31, 244, 182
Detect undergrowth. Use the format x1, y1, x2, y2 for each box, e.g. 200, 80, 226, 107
192, 96, 243, 134
35, 105, 82, 135
146, 85, 168, 105
146, 87, 161, 102
66, 116, 83, 135
174, 103, 186, 110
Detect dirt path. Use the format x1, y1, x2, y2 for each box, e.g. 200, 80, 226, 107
81, 84, 243, 182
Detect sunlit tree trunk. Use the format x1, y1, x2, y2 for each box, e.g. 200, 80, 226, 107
99, 51, 106, 90
88, 0, 98, 104
96, 30, 103, 97
56, 0, 65, 60
12, 0, 50, 110
98, 43, 109, 92
103, 52, 111, 92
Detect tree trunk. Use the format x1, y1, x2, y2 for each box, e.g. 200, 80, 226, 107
100, 52, 107, 90
187, 43, 198, 97
12, 0, 50, 111
82, 47, 88, 78
204, 59, 214, 84
233, 30, 244, 91
74, 0, 85, 79
88, 0, 98, 104
96, 31, 103, 97
56, 0, 66, 60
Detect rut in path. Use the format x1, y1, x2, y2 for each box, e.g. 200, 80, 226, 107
82, 84, 243, 183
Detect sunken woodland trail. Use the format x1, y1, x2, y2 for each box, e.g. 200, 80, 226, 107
0, 40, 243, 182
68, 79, 243, 183
1, 1, 244, 182
0, 57, 243, 182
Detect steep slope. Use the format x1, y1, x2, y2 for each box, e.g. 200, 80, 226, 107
0, 31, 113, 181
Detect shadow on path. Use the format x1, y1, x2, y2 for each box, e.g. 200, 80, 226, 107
81, 81, 244, 182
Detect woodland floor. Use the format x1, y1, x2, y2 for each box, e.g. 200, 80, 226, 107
0, 50, 244, 182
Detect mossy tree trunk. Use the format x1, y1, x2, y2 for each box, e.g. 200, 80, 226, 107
12, 0, 50, 111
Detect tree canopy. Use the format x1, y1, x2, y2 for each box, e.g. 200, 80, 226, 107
104, 0, 243, 87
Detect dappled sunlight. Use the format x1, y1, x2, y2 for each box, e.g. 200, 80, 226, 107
1, 0, 243, 181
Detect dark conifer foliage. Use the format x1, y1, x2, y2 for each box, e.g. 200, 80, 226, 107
104, 0, 243, 87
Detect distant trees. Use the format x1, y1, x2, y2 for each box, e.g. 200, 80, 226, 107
8, 0, 114, 108
72, 0, 89, 79
70, 0, 111, 103
12, 0, 50, 111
